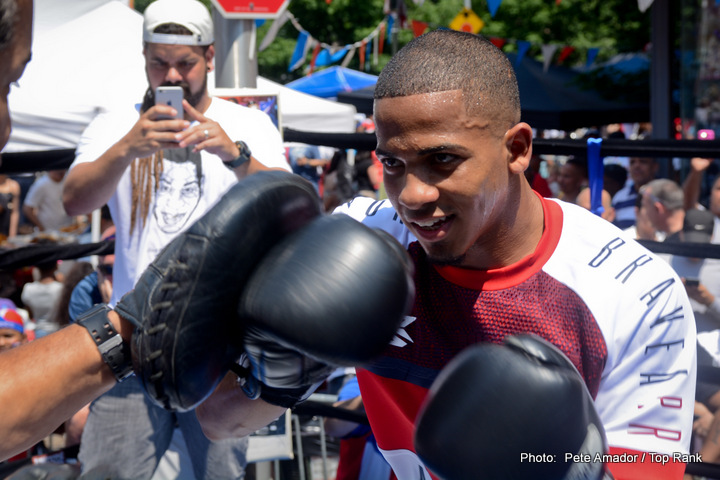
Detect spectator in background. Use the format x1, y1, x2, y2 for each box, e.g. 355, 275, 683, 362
640, 178, 686, 243
23, 169, 84, 233
556, 158, 587, 204
683, 156, 720, 244
612, 156, 659, 229
524, 155, 552, 197
603, 163, 628, 199
288, 143, 329, 193
655, 208, 720, 464
68, 228, 116, 322
576, 187, 615, 223
353, 151, 383, 199
0, 172, 20, 239
0, 307, 28, 351
48, 261, 94, 329
20, 260, 62, 337
624, 193, 663, 241
545, 160, 561, 197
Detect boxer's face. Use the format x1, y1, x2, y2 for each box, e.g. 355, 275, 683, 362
0, 0, 32, 152
375, 89, 530, 269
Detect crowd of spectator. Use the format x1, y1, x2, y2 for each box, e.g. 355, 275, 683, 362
4, 117, 720, 477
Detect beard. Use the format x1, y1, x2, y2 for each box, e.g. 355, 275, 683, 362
424, 242, 467, 266
427, 253, 466, 267
162, 76, 207, 109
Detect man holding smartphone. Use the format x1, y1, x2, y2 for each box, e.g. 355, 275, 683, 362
61, 0, 290, 477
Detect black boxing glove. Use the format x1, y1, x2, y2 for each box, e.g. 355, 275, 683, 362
414, 334, 611, 480
117, 171, 321, 412
234, 214, 415, 408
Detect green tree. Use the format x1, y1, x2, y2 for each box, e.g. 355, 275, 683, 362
134, 0, 654, 88
255, 0, 653, 83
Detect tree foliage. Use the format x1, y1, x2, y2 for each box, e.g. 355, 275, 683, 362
132, 0, 654, 90
256, 0, 652, 83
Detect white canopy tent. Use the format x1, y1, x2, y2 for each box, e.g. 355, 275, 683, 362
3, 0, 356, 154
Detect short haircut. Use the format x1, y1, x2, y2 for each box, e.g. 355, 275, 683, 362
374, 29, 521, 130
644, 178, 684, 211
604, 163, 628, 187
565, 158, 589, 179
0, 0, 18, 51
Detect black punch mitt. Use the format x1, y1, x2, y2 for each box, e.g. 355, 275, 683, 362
116, 171, 322, 411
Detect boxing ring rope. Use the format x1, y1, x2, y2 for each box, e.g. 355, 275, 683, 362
4, 131, 720, 477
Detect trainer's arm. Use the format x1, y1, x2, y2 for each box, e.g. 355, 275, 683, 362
0, 310, 132, 461
196, 372, 287, 440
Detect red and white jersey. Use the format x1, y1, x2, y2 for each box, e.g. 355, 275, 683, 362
335, 194, 696, 480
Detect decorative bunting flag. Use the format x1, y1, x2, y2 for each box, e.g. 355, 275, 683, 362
637, 0, 654, 12
586, 47, 599, 67
489, 37, 506, 49
557, 45, 575, 64
259, 10, 290, 52
308, 43, 323, 74
315, 49, 331, 68
487, 0, 502, 18
541, 44, 558, 72
359, 39, 367, 71
412, 19, 428, 37
515, 40, 531, 67
373, 32, 381, 67
365, 40, 372, 72
397, 0, 408, 29
341, 47, 356, 67
379, 23, 386, 54
386, 14, 394, 45
331, 47, 349, 63
288, 31, 310, 72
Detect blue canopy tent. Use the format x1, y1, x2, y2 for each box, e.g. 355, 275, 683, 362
286, 66, 379, 99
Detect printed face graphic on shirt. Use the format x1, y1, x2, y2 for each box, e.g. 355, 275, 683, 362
154, 160, 201, 233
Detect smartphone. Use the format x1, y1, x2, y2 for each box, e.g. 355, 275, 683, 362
685, 278, 700, 287
698, 129, 715, 140
155, 86, 184, 120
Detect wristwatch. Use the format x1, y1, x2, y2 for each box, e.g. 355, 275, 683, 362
224, 140, 252, 169
77, 304, 133, 382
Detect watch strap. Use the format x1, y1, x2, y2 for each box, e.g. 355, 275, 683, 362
224, 140, 252, 169
78, 304, 133, 382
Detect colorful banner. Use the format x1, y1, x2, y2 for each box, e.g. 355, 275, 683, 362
288, 31, 310, 71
